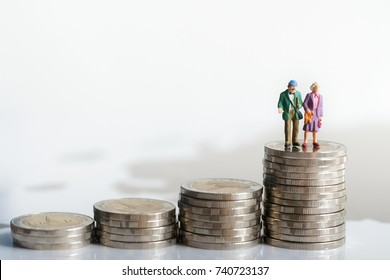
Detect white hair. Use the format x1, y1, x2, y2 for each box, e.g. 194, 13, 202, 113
310, 82, 319, 91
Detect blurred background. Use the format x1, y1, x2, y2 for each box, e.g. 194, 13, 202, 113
1, 0, 390, 229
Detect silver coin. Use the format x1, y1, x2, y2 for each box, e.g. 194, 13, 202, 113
178, 201, 260, 216
180, 223, 261, 236
94, 210, 175, 222
264, 188, 347, 201
180, 178, 263, 201
93, 211, 174, 223
264, 154, 347, 167
13, 238, 92, 250
96, 222, 177, 235
263, 223, 345, 236
97, 230, 176, 242
99, 237, 176, 249
179, 216, 260, 229
263, 181, 346, 194
264, 196, 347, 208
262, 216, 345, 229
262, 209, 346, 222
179, 210, 260, 223
10, 212, 94, 237
93, 198, 176, 221
262, 201, 345, 215
264, 236, 345, 250
265, 141, 347, 159
263, 159, 346, 173
11, 231, 93, 244
180, 229, 259, 243
179, 194, 261, 208
95, 215, 176, 228
263, 174, 345, 186
264, 230, 345, 243
180, 238, 259, 250
263, 168, 345, 180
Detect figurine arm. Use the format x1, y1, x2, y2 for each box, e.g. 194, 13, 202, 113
302, 94, 310, 112
297, 93, 303, 109
277, 94, 284, 113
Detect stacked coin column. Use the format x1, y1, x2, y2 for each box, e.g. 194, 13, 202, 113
178, 178, 263, 250
11, 212, 94, 250
94, 198, 177, 249
262, 141, 347, 250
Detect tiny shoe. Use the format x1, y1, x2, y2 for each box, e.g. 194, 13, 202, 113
293, 142, 300, 147
313, 142, 320, 147
284, 143, 291, 148
302, 143, 307, 148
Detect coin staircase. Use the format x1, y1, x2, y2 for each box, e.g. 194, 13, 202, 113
10, 141, 347, 251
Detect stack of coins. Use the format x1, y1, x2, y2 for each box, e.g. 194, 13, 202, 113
262, 141, 347, 250
10, 212, 94, 250
178, 178, 263, 250
94, 198, 177, 249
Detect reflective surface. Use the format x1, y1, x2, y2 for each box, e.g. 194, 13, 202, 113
0, 220, 389, 259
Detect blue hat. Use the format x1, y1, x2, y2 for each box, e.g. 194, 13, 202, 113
288, 80, 298, 86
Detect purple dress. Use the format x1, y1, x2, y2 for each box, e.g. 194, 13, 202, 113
303, 92, 323, 132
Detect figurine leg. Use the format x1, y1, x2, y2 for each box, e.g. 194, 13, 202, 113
302, 131, 308, 147
292, 116, 300, 146
284, 119, 291, 147
313, 132, 320, 147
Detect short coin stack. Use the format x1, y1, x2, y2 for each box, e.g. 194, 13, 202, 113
10, 212, 94, 250
94, 198, 177, 249
178, 178, 263, 250
262, 141, 347, 250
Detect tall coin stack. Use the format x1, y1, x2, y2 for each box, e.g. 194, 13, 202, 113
178, 178, 263, 250
94, 198, 177, 249
262, 141, 347, 250
11, 212, 94, 250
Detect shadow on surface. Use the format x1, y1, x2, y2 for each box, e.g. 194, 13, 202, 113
120, 141, 262, 199
0, 230, 13, 248
25, 182, 67, 192
115, 182, 169, 195
59, 150, 106, 163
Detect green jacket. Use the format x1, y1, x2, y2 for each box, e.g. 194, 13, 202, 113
277, 90, 303, 121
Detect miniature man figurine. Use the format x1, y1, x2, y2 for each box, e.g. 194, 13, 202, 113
277, 80, 303, 148
302, 82, 323, 148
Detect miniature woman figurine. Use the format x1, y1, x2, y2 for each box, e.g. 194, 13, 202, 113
302, 82, 323, 148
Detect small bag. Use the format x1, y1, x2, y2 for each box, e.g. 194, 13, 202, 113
318, 118, 322, 128
289, 99, 303, 120
304, 111, 314, 124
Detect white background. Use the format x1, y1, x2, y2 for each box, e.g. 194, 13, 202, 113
2, 260, 390, 280
0, 0, 390, 229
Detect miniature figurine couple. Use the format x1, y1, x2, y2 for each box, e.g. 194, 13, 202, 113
277, 80, 323, 148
